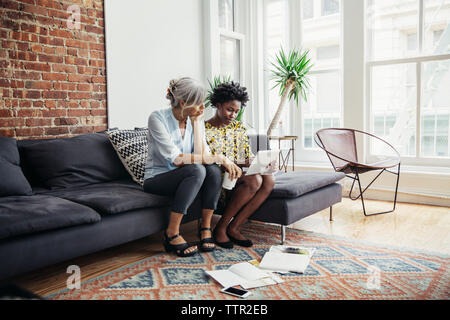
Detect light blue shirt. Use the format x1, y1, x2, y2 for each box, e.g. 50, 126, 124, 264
144, 107, 210, 180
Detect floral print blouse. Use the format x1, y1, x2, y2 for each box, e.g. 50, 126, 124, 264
204, 121, 253, 164
205, 120, 254, 206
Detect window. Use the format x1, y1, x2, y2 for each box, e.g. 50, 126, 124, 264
220, 36, 241, 81
407, 33, 418, 52
216, 0, 245, 82
424, 0, 450, 54
317, 45, 340, 60
366, 0, 450, 164
262, 0, 342, 162
302, 0, 314, 19
263, 0, 289, 130
219, 0, 234, 31
301, 0, 342, 153
322, 0, 339, 16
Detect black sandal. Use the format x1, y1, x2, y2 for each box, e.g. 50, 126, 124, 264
198, 227, 216, 252
163, 232, 198, 257
212, 228, 234, 249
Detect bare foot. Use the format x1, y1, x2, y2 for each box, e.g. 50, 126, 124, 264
200, 229, 215, 249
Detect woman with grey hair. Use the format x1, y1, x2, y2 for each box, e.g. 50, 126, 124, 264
143, 77, 242, 257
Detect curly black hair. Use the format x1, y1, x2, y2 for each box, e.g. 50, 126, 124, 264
210, 81, 249, 108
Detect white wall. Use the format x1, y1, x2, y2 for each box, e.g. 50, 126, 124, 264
105, 0, 206, 129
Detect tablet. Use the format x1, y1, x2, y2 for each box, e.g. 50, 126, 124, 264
246, 150, 279, 175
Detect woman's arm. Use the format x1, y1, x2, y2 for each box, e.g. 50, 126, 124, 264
191, 118, 204, 155
174, 153, 241, 179
173, 117, 242, 179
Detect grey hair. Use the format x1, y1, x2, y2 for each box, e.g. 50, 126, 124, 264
166, 77, 206, 109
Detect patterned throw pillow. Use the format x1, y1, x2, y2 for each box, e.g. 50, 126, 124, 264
106, 128, 149, 185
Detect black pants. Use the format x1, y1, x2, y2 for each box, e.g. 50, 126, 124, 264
143, 164, 222, 215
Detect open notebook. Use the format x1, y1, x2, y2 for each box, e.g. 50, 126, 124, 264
205, 262, 283, 290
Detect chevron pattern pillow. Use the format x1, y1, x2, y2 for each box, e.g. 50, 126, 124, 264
106, 128, 149, 185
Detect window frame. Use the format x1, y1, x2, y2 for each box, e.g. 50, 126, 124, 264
365, 0, 450, 167
291, 0, 344, 163
204, 0, 246, 84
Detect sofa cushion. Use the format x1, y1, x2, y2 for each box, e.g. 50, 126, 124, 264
270, 171, 345, 198
0, 195, 101, 240
0, 137, 33, 197
105, 128, 149, 186
40, 180, 170, 215
19, 133, 130, 189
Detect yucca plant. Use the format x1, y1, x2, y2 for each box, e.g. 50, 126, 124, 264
205, 75, 245, 122
267, 47, 313, 136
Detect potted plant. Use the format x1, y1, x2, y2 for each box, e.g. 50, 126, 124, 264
267, 47, 313, 137
205, 75, 245, 122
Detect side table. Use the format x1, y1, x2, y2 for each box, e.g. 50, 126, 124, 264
268, 135, 298, 172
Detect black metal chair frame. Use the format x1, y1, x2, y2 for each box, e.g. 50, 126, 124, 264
314, 128, 401, 217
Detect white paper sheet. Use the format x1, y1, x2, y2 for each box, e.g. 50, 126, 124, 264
205, 270, 243, 288
205, 262, 276, 289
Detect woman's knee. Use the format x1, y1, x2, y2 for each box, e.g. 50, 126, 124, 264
205, 164, 222, 179
204, 164, 222, 185
261, 175, 275, 193
185, 163, 207, 181
243, 175, 263, 193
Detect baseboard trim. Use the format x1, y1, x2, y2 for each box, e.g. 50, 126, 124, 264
342, 186, 450, 207
292, 165, 450, 207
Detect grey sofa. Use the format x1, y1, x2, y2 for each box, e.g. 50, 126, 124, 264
0, 131, 343, 281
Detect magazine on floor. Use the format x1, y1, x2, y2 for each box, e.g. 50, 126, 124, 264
258, 245, 316, 274
205, 261, 284, 290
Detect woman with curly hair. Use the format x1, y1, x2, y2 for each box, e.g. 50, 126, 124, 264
205, 81, 276, 248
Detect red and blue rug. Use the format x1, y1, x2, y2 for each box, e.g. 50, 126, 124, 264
45, 223, 449, 300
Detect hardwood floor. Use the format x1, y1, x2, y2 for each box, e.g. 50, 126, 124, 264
10, 198, 450, 297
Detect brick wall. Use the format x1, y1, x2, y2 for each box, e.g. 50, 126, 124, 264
0, 0, 107, 139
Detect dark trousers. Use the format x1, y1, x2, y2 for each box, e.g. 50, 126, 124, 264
143, 164, 222, 215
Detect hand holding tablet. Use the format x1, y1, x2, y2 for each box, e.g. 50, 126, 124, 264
246, 150, 279, 176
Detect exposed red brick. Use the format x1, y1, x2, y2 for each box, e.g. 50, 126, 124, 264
54, 117, 79, 126
45, 127, 69, 136
42, 72, 67, 81
24, 80, 52, 90
26, 118, 52, 127
15, 127, 44, 137
0, 128, 16, 137
1, 0, 107, 140
42, 90, 67, 99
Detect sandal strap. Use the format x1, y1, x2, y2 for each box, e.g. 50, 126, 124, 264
200, 227, 212, 231
165, 232, 180, 242
200, 237, 215, 244
171, 240, 198, 253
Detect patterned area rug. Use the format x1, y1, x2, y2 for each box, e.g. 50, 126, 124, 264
45, 223, 450, 300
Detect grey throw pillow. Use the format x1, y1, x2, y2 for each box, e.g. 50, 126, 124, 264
106, 128, 149, 185
19, 133, 129, 189
0, 137, 33, 196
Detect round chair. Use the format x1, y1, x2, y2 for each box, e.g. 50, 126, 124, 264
314, 128, 401, 216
